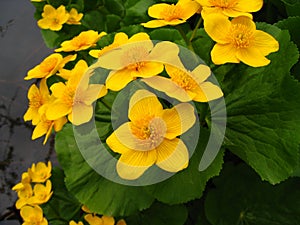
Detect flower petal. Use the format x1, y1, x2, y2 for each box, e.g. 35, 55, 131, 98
82, 84, 107, 105
156, 138, 189, 172
234, 0, 263, 12
46, 102, 71, 120
71, 103, 93, 125
236, 47, 271, 67
141, 20, 170, 28
178, 0, 201, 20
191, 64, 212, 84
129, 90, 163, 122
106, 130, 133, 155
101, 216, 115, 225
253, 30, 279, 56
193, 81, 224, 102
149, 41, 181, 66
211, 44, 240, 65
117, 149, 157, 180
134, 62, 164, 78
105, 69, 133, 91
95, 48, 127, 70
162, 103, 196, 139
148, 3, 171, 19
204, 14, 231, 43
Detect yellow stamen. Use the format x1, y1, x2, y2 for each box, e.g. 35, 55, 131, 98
209, 0, 238, 8
230, 24, 254, 48
170, 69, 197, 90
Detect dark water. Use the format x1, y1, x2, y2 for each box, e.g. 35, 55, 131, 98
0, 0, 56, 222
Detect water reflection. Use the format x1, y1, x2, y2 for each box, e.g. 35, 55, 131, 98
0, 0, 56, 222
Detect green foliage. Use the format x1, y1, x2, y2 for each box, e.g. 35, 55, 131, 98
205, 163, 300, 225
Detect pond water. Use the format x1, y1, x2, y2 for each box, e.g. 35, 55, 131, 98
0, 0, 57, 222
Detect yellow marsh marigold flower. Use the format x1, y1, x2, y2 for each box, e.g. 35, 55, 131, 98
143, 63, 223, 102
24, 79, 50, 125
37, 5, 69, 31
46, 60, 107, 125
89, 32, 144, 58
20, 205, 48, 225
28, 180, 53, 205
69, 221, 84, 225
67, 8, 83, 25
106, 90, 196, 180
15, 183, 33, 209
204, 15, 279, 67
32, 114, 67, 145
141, 0, 200, 28
28, 161, 52, 183
196, 0, 263, 19
94, 39, 179, 91
25, 53, 76, 80
55, 30, 107, 52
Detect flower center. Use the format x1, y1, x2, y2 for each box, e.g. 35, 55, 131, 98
230, 24, 254, 48
121, 45, 149, 70
40, 58, 57, 73
170, 69, 197, 90
209, 0, 238, 8
73, 36, 88, 48
29, 93, 43, 109
160, 5, 183, 21
62, 87, 75, 107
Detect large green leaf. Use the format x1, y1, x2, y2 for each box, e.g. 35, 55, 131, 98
205, 163, 300, 225
144, 129, 224, 204
219, 23, 300, 184
42, 168, 82, 225
126, 202, 188, 225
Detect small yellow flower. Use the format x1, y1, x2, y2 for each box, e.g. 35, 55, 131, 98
69, 221, 84, 225
15, 183, 33, 209
141, 0, 200, 28
25, 53, 76, 80
204, 15, 279, 67
106, 89, 196, 180
32, 114, 67, 145
23, 79, 50, 125
28, 180, 53, 205
20, 205, 48, 225
46, 60, 107, 125
196, 0, 263, 18
67, 8, 83, 25
28, 161, 52, 183
12, 172, 31, 192
37, 5, 69, 31
85, 214, 116, 225
94, 38, 179, 91
55, 30, 107, 52
81, 205, 92, 213
143, 63, 223, 102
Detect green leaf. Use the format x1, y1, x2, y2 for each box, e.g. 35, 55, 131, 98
42, 167, 82, 225
219, 23, 300, 184
205, 163, 300, 225
55, 123, 155, 217
40, 30, 61, 49
104, 0, 125, 16
144, 129, 224, 204
81, 10, 106, 31
149, 28, 186, 46
123, 0, 154, 26
126, 202, 188, 225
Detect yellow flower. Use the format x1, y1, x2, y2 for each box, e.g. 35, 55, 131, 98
67, 8, 83, 25
28, 180, 53, 205
85, 214, 115, 225
89, 32, 136, 58
23, 79, 50, 125
69, 221, 84, 225
55, 30, 107, 52
106, 90, 196, 180
12, 172, 31, 192
94, 38, 179, 91
143, 63, 223, 102
32, 114, 67, 145
25, 53, 76, 80
20, 205, 48, 225
141, 0, 200, 28
196, 0, 263, 18
204, 15, 279, 67
15, 184, 33, 209
37, 5, 69, 31
57, 59, 89, 80
46, 60, 108, 125
28, 161, 52, 183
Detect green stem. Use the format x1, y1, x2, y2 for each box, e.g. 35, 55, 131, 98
189, 17, 203, 42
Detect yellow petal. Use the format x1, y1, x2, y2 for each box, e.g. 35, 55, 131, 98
128, 32, 150, 43
193, 81, 223, 102
222, 8, 253, 18
178, 0, 201, 20
50, 82, 67, 98
116, 219, 127, 225
149, 41, 181, 66
211, 44, 240, 65
117, 149, 156, 180
47, 101, 71, 120
253, 30, 279, 56
141, 20, 170, 28
162, 103, 196, 139
84, 214, 103, 225
142, 76, 191, 102
96, 49, 127, 70
134, 62, 164, 78
156, 138, 189, 172
101, 216, 115, 225
80, 84, 107, 105
231, 16, 256, 31
234, 0, 263, 12
148, 3, 171, 19
191, 64, 212, 84
106, 131, 134, 154
204, 14, 231, 44
195, 0, 212, 6
32, 120, 52, 140
71, 103, 93, 125
105, 69, 133, 91
236, 47, 271, 67
128, 90, 163, 122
